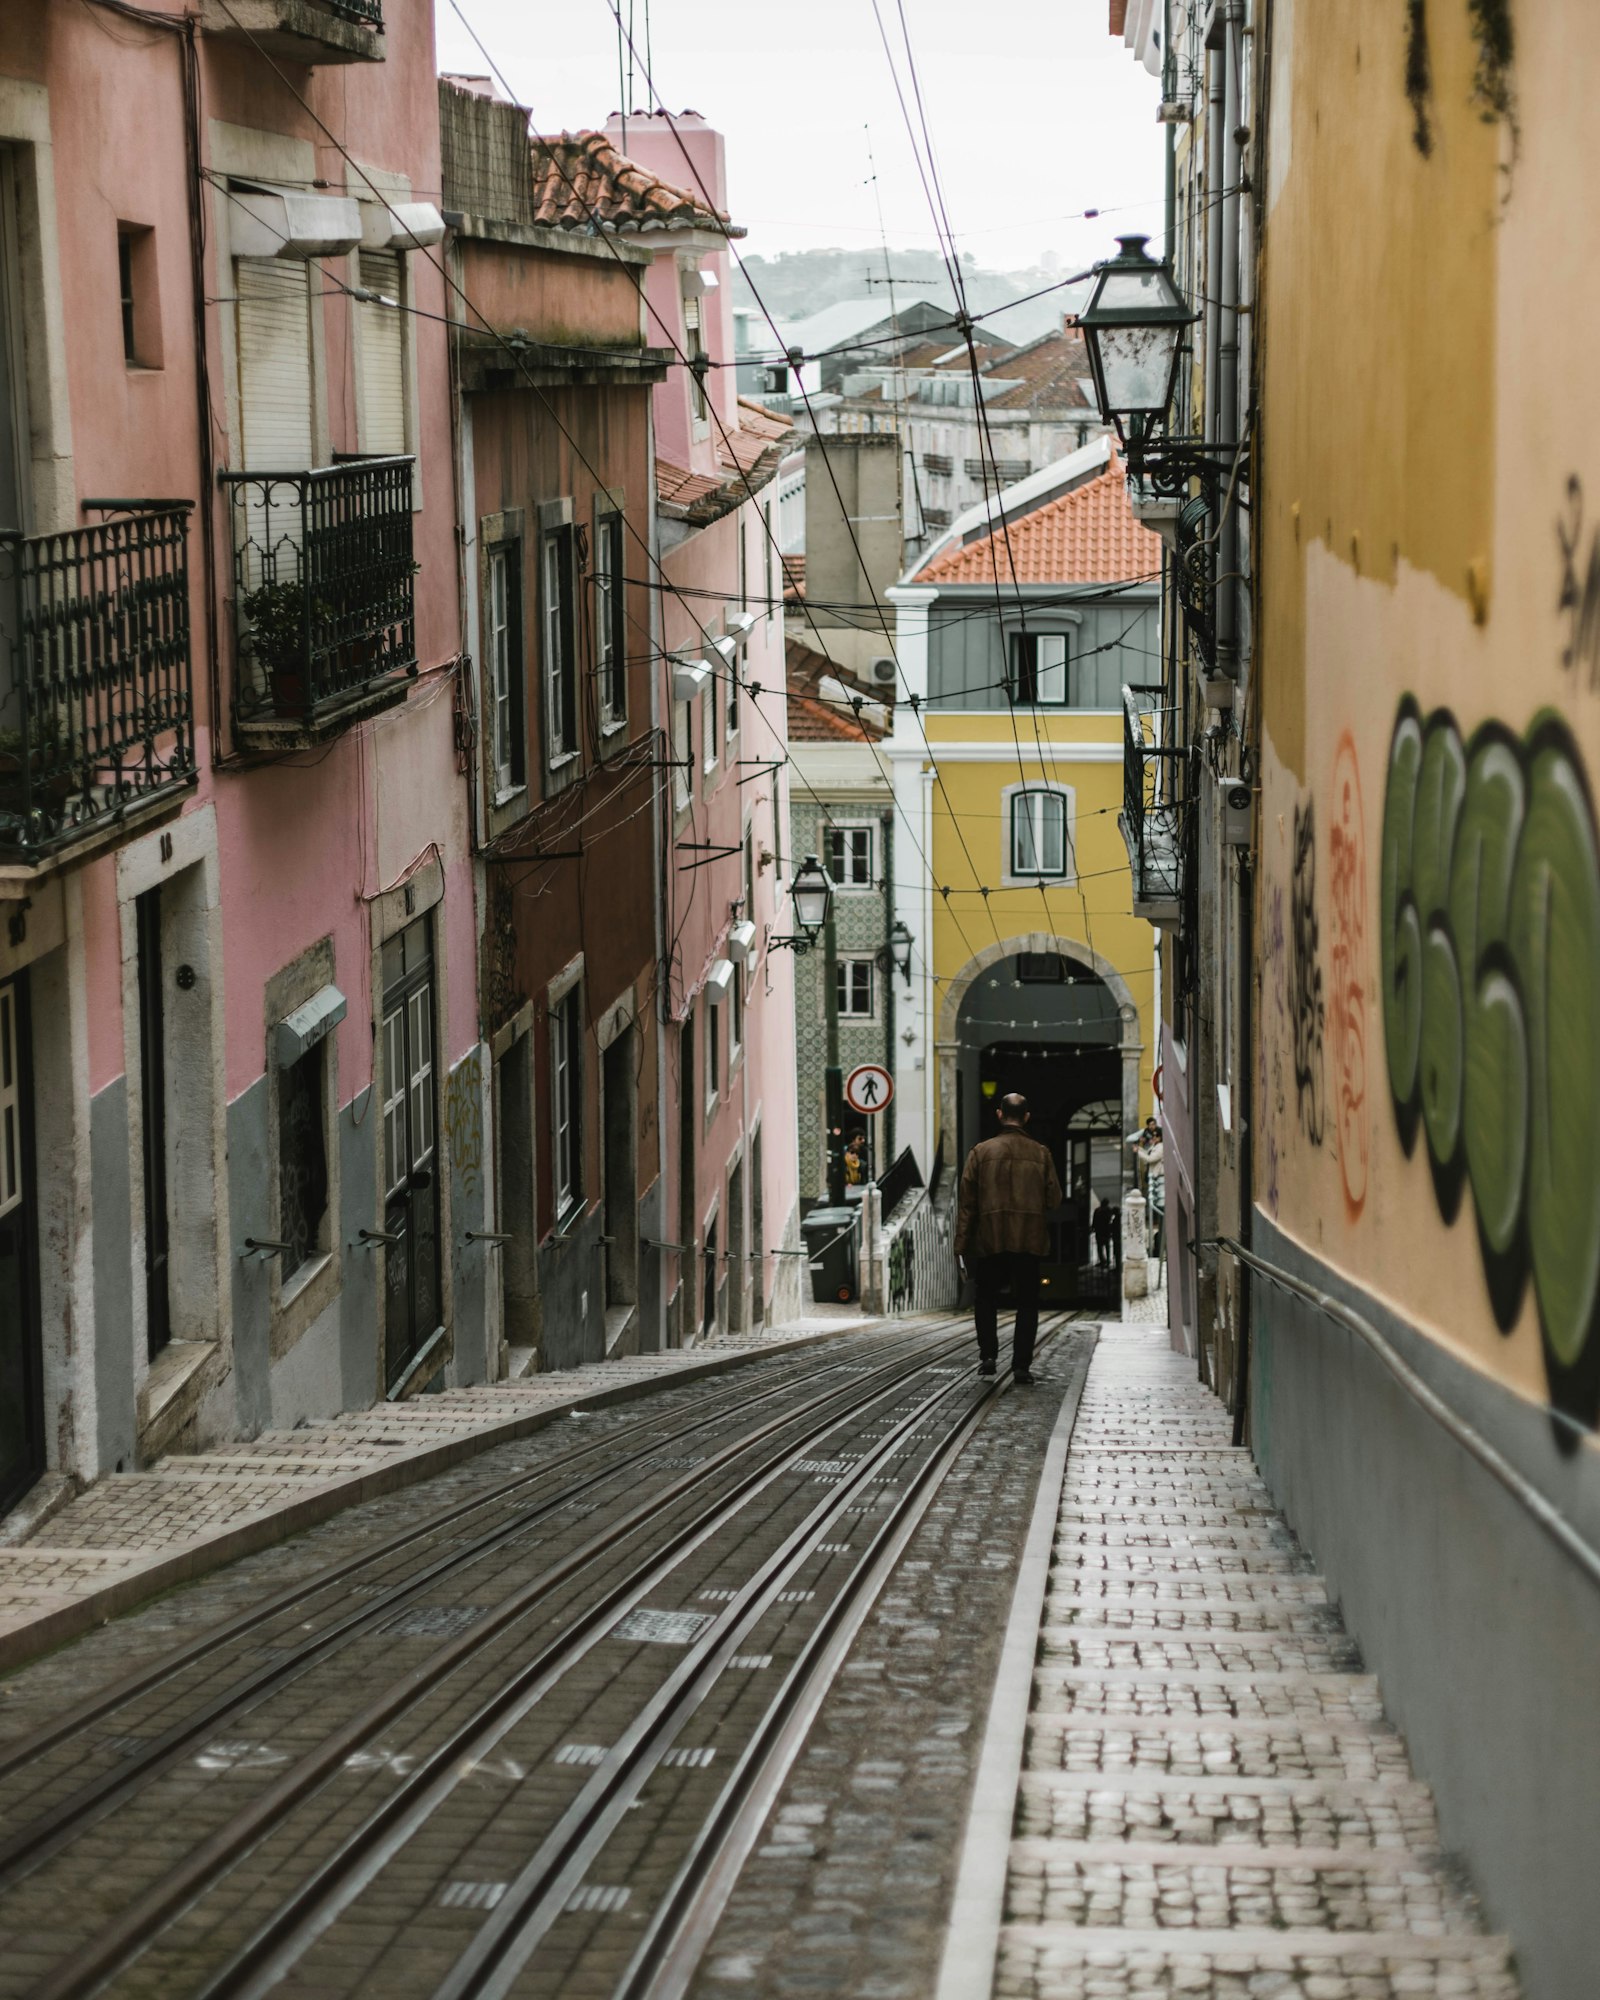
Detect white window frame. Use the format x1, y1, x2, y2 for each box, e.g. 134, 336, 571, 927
834, 958, 875, 1020
725, 642, 742, 744
550, 979, 583, 1223
595, 506, 627, 733
704, 993, 720, 1115
826, 823, 874, 890
673, 695, 692, 811
1009, 630, 1070, 707
486, 541, 524, 799
0, 980, 20, 1219
543, 522, 577, 769
684, 288, 709, 430
1003, 781, 1075, 884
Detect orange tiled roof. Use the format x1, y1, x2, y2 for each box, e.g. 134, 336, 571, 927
781, 552, 805, 602
656, 459, 724, 513
913, 458, 1160, 587
529, 130, 742, 237
716, 398, 794, 478
785, 638, 889, 742
981, 328, 1095, 412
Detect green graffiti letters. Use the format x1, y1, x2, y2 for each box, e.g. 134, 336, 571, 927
1380, 700, 1600, 1430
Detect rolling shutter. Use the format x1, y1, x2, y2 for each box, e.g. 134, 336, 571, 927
235, 257, 314, 471
357, 249, 407, 457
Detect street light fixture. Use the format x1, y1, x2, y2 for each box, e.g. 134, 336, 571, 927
1078, 234, 1234, 497
878, 919, 914, 987
768, 854, 832, 953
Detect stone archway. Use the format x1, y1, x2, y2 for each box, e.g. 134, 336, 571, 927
934, 931, 1143, 1166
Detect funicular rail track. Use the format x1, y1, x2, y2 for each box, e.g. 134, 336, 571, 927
4, 1313, 1081, 2000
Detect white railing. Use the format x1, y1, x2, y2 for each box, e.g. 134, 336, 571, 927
877, 1182, 960, 1315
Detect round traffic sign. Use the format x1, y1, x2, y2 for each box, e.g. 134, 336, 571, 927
843, 1063, 894, 1116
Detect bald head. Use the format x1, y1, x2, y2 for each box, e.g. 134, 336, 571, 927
997, 1093, 1029, 1127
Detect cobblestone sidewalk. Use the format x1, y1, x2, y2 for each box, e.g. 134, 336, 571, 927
0, 1318, 860, 1668
990, 1326, 1522, 2000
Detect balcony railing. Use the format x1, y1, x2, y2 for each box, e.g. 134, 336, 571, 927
921, 452, 953, 477
0, 505, 196, 863
1120, 682, 1187, 926
221, 457, 416, 736
965, 455, 1031, 484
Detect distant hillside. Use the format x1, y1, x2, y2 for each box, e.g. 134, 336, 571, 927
732, 248, 1083, 347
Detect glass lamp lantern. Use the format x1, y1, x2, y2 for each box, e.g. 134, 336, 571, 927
1077, 234, 1194, 440
789, 855, 833, 941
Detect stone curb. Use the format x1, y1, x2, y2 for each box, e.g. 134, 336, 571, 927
0, 1325, 861, 1676
934, 1322, 1099, 2000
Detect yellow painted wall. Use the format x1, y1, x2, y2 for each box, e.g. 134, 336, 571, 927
924, 709, 1157, 1147
1255, 0, 1600, 1431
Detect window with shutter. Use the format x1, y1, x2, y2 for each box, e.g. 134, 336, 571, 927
235, 257, 314, 471
357, 248, 407, 457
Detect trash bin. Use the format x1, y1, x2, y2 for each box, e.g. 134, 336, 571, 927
802, 1204, 859, 1304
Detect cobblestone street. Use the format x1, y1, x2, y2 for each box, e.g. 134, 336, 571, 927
0, 1312, 1531, 1998
985, 1328, 1522, 2000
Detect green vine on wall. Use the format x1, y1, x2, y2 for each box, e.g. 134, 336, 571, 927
1380, 698, 1600, 1433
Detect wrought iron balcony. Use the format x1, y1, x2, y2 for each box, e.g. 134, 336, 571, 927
199, 0, 385, 64
921, 453, 953, 478
0, 505, 197, 867
1120, 682, 1187, 926
221, 457, 416, 743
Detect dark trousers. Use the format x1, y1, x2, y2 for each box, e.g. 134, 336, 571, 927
973, 1253, 1041, 1375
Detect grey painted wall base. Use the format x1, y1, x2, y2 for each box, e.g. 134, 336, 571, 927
1248, 1210, 1600, 2000
537, 1204, 606, 1371
89, 1078, 136, 1473
637, 1176, 665, 1353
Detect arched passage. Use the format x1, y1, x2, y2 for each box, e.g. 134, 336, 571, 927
936, 932, 1143, 1301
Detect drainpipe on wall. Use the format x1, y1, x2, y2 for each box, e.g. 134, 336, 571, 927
1214, 0, 1244, 690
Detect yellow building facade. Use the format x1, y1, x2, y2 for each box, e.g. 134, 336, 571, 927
887, 445, 1161, 1299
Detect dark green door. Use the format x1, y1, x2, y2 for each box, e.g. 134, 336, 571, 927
0, 974, 44, 1516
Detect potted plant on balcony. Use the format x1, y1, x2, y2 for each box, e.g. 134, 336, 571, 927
240, 576, 320, 718
0, 713, 72, 816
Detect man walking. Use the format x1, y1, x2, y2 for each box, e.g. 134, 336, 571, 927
954, 1093, 1063, 1386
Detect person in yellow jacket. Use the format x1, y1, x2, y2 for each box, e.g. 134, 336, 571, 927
953, 1093, 1063, 1386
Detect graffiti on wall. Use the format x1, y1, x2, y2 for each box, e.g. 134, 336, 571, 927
445, 1051, 484, 1202
1257, 879, 1287, 1216
1380, 697, 1600, 1428
1328, 736, 1369, 1216
1556, 476, 1600, 695
1289, 800, 1326, 1144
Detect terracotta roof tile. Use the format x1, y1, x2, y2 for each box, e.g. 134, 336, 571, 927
785, 638, 889, 742
781, 552, 805, 602
656, 459, 724, 513
913, 458, 1159, 587
981, 328, 1095, 412
716, 400, 793, 480
529, 130, 741, 236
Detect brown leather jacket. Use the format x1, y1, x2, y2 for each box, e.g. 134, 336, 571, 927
953, 1128, 1064, 1260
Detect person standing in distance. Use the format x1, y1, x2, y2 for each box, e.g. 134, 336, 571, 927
953, 1092, 1063, 1386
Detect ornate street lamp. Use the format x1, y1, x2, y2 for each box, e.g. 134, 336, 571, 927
769, 854, 832, 952
877, 919, 914, 988
1078, 234, 1192, 445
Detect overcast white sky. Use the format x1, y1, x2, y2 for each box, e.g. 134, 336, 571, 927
433, 0, 1165, 275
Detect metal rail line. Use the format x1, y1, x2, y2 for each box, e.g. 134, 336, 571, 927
0, 1319, 947, 1860
23, 1323, 983, 2000
213, 1316, 1078, 2000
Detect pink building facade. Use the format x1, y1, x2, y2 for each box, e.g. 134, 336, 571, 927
602, 113, 803, 1337
0, 0, 488, 1517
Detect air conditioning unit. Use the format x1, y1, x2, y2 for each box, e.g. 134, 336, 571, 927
1221, 782, 1254, 848
869, 656, 898, 687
